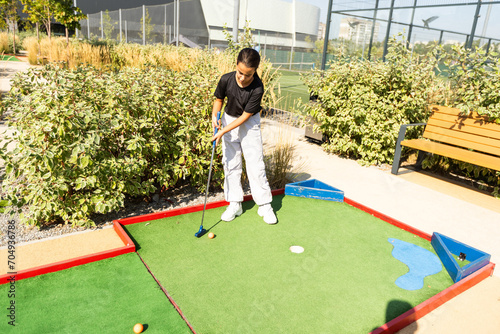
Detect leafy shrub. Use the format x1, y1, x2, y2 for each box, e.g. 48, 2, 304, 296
422, 45, 500, 196
1, 64, 223, 227
2, 40, 282, 227
300, 37, 441, 165
442, 44, 500, 120
0, 199, 8, 214
300, 38, 500, 196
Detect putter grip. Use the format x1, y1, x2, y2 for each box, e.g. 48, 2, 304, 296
213, 111, 221, 148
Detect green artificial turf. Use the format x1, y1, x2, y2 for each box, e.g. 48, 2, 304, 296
125, 195, 454, 333
0, 253, 191, 334
455, 256, 471, 268
274, 70, 310, 110
0, 55, 21, 61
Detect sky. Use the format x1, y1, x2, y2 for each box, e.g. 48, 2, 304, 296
281, 0, 500, 44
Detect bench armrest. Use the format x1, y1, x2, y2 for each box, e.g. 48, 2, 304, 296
398, 122, 426, 131
391, 123, 426, 175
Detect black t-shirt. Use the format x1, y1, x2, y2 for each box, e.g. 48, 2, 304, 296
214, 71, 264, 117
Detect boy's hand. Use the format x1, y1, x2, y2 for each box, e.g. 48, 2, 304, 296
212, 114, 221, 132
211, 130, 223, 147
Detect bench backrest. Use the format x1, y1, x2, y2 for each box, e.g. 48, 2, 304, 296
423, 105, 500, 157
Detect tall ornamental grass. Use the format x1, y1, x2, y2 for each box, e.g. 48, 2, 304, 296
0, 32, 9, 53
23, 37, 114, 68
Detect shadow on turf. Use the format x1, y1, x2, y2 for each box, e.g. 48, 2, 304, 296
371, 299, 416, 333
271, 195, 284, 218
123, 226, 143, 251
240, 194, 284, 223
206, 219, 222, 232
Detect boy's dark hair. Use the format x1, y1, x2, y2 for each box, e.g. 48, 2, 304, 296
237, 48, 260, 69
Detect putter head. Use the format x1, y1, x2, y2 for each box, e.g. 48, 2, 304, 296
195, 227, 207, 238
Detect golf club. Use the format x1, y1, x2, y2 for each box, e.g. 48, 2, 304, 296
195, 111, 221, 238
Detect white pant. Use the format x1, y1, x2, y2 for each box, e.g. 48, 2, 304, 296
221, 112, 272, 206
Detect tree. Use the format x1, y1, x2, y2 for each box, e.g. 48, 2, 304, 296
20, 0, 42, 39
222, 21, 255, 56
139, 8, 153, 44
101, 10, 115, 40
53, 0, 86, 45
0, 0, 20, 54
21, 0, 58, 40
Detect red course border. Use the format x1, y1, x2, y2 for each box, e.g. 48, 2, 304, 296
0, 221, 135, 285
0, 189, 495, 334
342, 197, 496, 333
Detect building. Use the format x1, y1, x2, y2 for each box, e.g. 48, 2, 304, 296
78, 0, 320, 51
338, 17, 379, 45
317, 22, 326, 41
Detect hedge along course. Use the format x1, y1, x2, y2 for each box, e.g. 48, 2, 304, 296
300, 37, 442, 166
1, 63, 223, 227
2, 46, 280, 228
300, 37, 500, 196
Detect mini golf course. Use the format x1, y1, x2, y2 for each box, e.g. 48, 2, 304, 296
0, 252, 192, 333
124, 194, 454, 333
0, 182, 494, 333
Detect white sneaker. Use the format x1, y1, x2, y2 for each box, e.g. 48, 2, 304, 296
258, 204, 277, 224
221, 202, 242, 221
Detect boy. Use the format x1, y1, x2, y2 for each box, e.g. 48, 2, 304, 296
211, 48, 277, 224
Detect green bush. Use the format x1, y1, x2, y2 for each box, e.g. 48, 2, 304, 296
442, 44, 500, 120
1, 42, 281, 227
300, 38, 500, 196
300, 37, 441, 165
423, 45, 500, 196
1, 64, 223, 227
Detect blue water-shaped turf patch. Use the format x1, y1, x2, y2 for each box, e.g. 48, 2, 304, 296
388, 238, 443, 291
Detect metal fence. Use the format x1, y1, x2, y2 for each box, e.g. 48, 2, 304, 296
78, 0, 500, 72
79, 1, 208, 47
322, 0, 500, 67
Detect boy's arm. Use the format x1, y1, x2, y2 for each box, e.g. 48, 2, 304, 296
211, 111, 253, 146
212, 98, 224, 131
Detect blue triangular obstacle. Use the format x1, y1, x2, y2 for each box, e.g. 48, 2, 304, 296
431, 232, 490, 283
285, 179, 344, 202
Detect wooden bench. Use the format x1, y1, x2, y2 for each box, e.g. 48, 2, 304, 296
391, 105, 500, 175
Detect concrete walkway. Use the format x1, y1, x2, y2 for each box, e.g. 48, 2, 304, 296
262, 118, 500, 333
